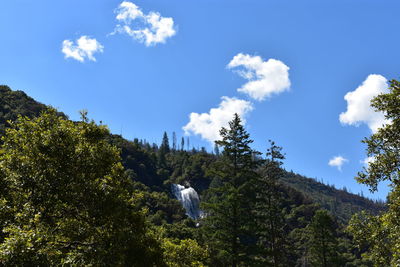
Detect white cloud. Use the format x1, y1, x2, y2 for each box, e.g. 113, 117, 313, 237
113, 1, 176, 46
227, 53, 290, 101
115, 1, 143, 22
62, 36, 104, 62
339, 74, 390, 133
183, 96, 253, 143
328, 156, 348, 171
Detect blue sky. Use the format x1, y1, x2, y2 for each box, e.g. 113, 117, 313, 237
1, 0, 399, 200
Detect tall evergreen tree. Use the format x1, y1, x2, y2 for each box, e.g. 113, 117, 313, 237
202, 113, 260, 266
254, 140, 287, 266
307, 210, 339, 267
160, 131, 170, 154
172, 131, 177, 151
157, 132, 170, 177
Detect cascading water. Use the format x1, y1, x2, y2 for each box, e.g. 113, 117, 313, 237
171, 184, 202, 220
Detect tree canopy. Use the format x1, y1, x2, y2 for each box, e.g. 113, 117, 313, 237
0, 109, 165, 266
349, 79, 400, 266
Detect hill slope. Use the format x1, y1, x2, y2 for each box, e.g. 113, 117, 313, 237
0, 85, 66, 135
281, 171, 385, 222
0, 84, 386, 222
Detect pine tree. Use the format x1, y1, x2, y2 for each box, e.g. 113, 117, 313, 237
307, 210, 339, 267
160, 131, 170, 154
172, 131, 177, 151
254, 140, 287, 266
202, 113, 260, 266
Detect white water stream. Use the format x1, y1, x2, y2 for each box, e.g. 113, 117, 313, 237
171, 184, 202, 220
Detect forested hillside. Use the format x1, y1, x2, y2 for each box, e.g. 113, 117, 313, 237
281, 171, 384, 222
0, 85, 65, 135
0, 85, 382, 220
0, 84, 389, 266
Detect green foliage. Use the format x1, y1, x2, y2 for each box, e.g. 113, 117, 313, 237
108, 134, 162, 189
0, 85, 383, 225
162, 238, 208, 267
281, 171, 385, 223
0, 85, 65, 136
347, 211, 389, 266
202, 114, 260, 266
254, 141, 288, 266
357, 79, 400, 191
168, 151, 214, 193
348, 79, 400, 266
0, 109, 165, 266
160, 131, 171, 155
134, 183, 187, 225
307, 210, 340, 267
0, 85, 389, 266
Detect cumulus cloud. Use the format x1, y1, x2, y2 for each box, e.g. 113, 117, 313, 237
227, 53, 290, 101
62, 36, 104, 62
328, 156, 348, 171
339, 74, 390, 133
183, 96, 253, 143
112, 1, 176, 46
115, 1, 143, 22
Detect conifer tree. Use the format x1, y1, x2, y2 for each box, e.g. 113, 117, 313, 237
307, 210, 339, 267
160, 131, 170, 154
202, 113, 260, 266
157, 132, 170, 177
172, 131, 177, 151
255, 140, 287, 266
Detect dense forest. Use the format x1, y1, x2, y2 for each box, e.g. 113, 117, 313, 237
0, 83, 397, 266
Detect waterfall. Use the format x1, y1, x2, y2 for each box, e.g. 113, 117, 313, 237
171, 184, 202, 220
